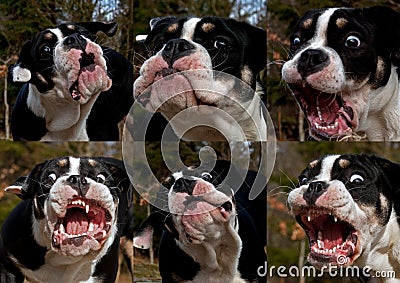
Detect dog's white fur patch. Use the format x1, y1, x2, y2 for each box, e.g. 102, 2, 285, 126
12, 65, 31, 83
181, 18, 201, 40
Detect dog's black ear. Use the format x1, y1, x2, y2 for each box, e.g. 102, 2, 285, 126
8, 40, 33, 85
133, 211, 170, 249
144, 16, 177, 45
363, 6, 400, 64
238, 21, 266, 75
77, 21, 118, 37
4, 160, 48, 200
368, 155, 400, 203
5, 160, 49, 219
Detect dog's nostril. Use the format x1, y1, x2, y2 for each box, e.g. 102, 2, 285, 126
67, 175, 79, 184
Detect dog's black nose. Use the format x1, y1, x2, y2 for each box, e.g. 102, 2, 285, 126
66, 175, 89, 195
297, 49, 330, 78
162, 39, 195, 66
63, 33, 88, 50
173, 178, 196, 194
303, 181, 328, 205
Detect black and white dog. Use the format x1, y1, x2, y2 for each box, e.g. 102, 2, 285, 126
9, 22, 133, 141
133, 160, 266, 282
0, 157, 133, 283
134, 16, 267, 141
288, 154, 400, 281
282, 6, 400, 141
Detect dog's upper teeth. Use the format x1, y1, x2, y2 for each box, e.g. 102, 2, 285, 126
60, 223, 65, 233
86, 204, 90, 214
307, 215, 311, 222
88, 223, 95, 232
317, 239, 324, 249
334, 216, 338, 222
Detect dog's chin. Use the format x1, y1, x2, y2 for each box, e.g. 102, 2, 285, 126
289, 83, 357, 141
51, 196, 114, 257
295, 208, 361, 268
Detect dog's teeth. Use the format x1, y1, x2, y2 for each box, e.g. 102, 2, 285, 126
60, 224, 65, 233
318, 231, 323, 241
307, 215, 311, 222
333, 247, 337, 253
334, 216, 338, 222
101, 230, 107, 238
317, 240, 324, 249
86, 204, 90, 214
82, 200, 86, 207
88, 223, 94, 232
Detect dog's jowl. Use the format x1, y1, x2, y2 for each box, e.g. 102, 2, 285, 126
9, 22, 133, 141
0, 157, 132, 283
282, 6, 400, 141
288, 154, 400, 280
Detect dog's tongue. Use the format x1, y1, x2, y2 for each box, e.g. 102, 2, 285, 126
65, 208, 89, 235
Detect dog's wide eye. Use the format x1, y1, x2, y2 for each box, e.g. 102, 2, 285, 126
345, 35, 361, 48
298, 176, 308, 186
96, 174, 106, 183
350, 174, 364, 183
201, 172, 212, 182
40, 45, 52, 57
48, 173, 57, 181
292, 36, 301, 47
213, 39, 227, 49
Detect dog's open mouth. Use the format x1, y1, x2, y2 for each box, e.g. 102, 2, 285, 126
52, 196, 112, 249
69, 52, 96, 101
296, 208, 359, 267
289, 83, 355, 140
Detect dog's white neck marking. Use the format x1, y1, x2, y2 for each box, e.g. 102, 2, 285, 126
181, 18, 201, 40
315, 155, 340, 181
363, 66, 400, 141
356, 209, 400, 279
177, 220, 244, 283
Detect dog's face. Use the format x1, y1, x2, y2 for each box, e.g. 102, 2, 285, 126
287, 154, 400, 269
6, 157, 130, 258
282, 7, 400, 140
9, 22, 115, 104
165, 167, 237, 245
134, 16, 265, 116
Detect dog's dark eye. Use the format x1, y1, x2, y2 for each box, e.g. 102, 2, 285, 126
213, 39, 227, 49
291, 36, 301, 47
201, 172, 212, 182
40, 45, 52, 57
48, 173, 57, 181
345, 35, 361, 48
350, 174, 364, 183
96, 174, 106, 183
298, 176, 308, 186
